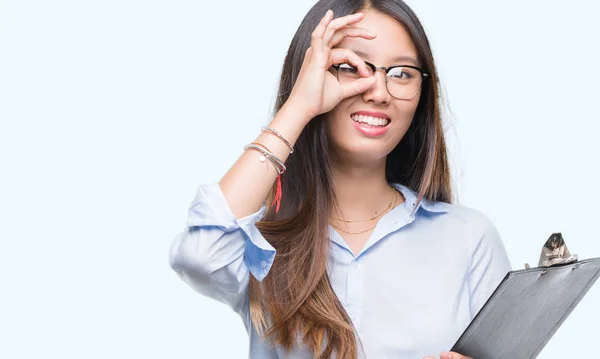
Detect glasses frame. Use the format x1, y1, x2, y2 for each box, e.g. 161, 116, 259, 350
332, 61, 430, 100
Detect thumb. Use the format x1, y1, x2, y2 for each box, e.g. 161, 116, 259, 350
339, 76, 376, 99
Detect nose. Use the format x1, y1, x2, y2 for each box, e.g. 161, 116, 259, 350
361, 71, 391, 105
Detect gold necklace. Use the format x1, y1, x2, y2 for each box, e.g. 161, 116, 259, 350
331, 224, 377, 235
330, 190, 398, 235
330, 187, 396, 223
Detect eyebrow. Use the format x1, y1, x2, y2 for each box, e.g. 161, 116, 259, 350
351, 49, 419, 66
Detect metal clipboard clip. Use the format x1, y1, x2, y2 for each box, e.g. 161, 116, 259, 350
525, 232, 579, 269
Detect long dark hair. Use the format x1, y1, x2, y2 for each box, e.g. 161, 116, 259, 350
249, 1, 452, 357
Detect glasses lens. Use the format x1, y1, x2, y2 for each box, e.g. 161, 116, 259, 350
386, 67, 423, 100
336, 63, 373, 82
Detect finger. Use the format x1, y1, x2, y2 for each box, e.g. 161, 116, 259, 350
452, 351, 473, 359
331, 48, 371, 77
311, 9, 334, 53
441, 352, 473, 359
328, 27, 376, 48
339, 76, 376, 99
322, 12, 365, 46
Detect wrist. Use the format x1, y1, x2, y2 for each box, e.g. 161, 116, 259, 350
279, 99, 314, 126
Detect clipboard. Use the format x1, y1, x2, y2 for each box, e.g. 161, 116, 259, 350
451, 257, 600, 359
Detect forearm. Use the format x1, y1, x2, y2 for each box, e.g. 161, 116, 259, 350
218, 102, 310, 219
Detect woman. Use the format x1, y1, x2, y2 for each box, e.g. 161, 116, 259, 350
169, 0, 511, 358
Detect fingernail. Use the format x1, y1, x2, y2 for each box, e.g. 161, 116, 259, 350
327, 9, 333, 16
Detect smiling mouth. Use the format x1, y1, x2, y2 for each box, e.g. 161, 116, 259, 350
350, 114, 391, 127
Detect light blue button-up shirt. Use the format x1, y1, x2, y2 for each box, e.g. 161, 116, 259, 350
169, 183, 511, 358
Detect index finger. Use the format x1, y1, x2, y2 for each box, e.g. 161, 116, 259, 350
330, 48, 372, 78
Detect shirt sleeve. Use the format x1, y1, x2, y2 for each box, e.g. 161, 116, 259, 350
467, 214, 512, 318
169, 183, 276, 312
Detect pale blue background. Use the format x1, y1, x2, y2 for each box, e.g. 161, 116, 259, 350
1, 0, 599, 358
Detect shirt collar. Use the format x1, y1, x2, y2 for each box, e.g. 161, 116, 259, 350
391, 183, 449, 214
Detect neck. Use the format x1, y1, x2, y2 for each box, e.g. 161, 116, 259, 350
330, 158, 398, 221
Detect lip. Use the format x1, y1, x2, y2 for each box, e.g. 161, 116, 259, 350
351, 118, 390, 137
351, 110, 390, 120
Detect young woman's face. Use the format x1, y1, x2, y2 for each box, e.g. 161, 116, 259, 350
326, 9, 423, 164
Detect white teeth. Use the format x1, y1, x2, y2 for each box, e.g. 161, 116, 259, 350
351, 114, 390, 127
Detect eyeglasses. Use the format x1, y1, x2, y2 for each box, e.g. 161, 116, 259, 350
332, 61, 429, 100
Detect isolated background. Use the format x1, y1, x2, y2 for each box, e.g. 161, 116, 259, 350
1, 0, 599, 358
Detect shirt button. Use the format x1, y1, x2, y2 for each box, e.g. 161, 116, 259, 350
352, 261, 359, 268
260, 260, 267, 269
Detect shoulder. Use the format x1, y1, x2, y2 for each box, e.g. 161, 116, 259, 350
424, 201, 508, 262
393, 183, 500, 245
428, 201, 495, 230
420, 201, 511, 273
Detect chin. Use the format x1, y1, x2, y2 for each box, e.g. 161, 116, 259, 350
332, 138, 396, 165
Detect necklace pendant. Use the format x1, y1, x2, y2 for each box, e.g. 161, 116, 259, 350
259, 154, 267, 162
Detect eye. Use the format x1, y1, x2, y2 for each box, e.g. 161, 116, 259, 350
337, 63, 359, 74
389, 69, 413, 79
387, 67, 419, 82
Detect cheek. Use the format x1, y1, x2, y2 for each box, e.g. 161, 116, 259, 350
325, 113, 348, 145
325, 102, 351, 132
402, 94, 421, 117
386, 101, 420, 144
393, 99, 419, 126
